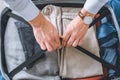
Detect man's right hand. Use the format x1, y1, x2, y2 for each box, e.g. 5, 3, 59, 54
29, 12, 60, 52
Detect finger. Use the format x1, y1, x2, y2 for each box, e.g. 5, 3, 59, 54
78, 39, 83, 46
55, 34, 61, 48
50, 42, 56, 51
78, 29, 86, 46
62, 31, 71, 46
49, 37, 57, 51
78, 26, 87, 41
67, 34, 75, 46
44, 29, 57, 51
54, 30, 61, 48
36, 38, 47, 50
39, 41, 47, 50
72, 39, 80, 47
45, 41, 54, 52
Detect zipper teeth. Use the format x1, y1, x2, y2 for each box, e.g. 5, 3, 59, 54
61, 19, 63, 36
61, 7, 64, 36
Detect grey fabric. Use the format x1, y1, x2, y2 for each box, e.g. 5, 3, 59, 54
59, 6, 103, 78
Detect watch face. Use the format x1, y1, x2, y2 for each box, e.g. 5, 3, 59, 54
83, 16, 93, 25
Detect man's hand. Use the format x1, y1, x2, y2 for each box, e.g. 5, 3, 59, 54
62, 15, 89, 47
62, 8, 95, 47
29, 12, 60, 52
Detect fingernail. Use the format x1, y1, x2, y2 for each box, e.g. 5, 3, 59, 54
63, 42, 66, 46
57, 44, 60, 49
67, 41, 70, 46
72, 44, 77, 47
67, 44, 70, 47
62, 41, 64, 45
57, 41, 61, 47
41, 47, 46, 50
65, 42, 67, 46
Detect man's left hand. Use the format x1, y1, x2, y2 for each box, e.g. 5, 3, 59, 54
62, 15, 88, 47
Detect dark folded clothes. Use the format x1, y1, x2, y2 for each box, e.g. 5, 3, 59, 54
97, 22, 118, 47
97, 22, 119, 77
15, 21, 45, 68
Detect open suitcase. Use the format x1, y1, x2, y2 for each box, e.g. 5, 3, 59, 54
0, 0, 120, 80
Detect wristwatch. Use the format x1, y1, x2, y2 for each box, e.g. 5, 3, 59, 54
78, 11, 93, 25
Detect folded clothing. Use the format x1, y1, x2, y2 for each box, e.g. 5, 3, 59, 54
97, 22, 118, 77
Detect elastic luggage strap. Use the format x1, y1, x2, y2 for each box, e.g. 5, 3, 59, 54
1, 8, 11, 76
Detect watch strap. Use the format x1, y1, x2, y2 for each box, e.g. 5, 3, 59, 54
78, 11, 85, 19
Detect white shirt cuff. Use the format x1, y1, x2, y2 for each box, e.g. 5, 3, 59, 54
84, 0, 108, 14
18, 1, 39, 21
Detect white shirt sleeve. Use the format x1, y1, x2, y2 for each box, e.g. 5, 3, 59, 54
84, 0, 108, 14
4, 0, 39, 21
